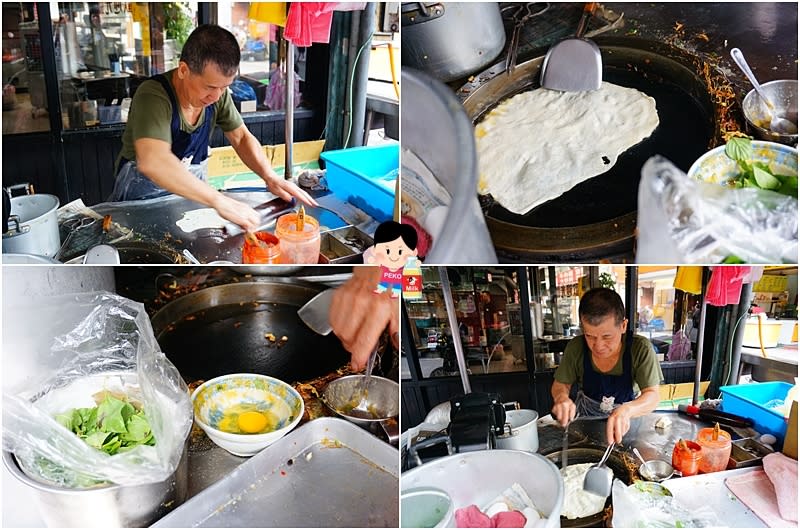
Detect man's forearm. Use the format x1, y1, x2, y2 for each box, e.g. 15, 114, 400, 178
552, 381, 572, 403
621, 387, 660, 417
138, 150, 219, 206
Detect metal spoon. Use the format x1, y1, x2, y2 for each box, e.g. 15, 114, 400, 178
730, 48, 798, 135
632, 447, 648, 467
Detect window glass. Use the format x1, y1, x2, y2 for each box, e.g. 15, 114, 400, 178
636, 266, 678, 361
2, 3, 51, 133
45, 2, 198, 131
403, 267, 528, 379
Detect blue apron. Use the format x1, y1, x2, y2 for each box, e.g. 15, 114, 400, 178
109, 74, 215, 201
575, 332, 636, 416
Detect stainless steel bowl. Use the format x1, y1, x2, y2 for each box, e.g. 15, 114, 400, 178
322, 375, 399, 427
2, 442, 189, 527
742, 79, 798, 145
639, 459, 677, 482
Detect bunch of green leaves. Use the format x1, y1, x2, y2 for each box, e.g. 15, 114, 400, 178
724, 137, 798, 197
55, 394, 155, 456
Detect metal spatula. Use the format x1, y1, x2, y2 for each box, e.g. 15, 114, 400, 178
583, 442, 614, 497
540, 2, 602, 92
297, 288, 335, 335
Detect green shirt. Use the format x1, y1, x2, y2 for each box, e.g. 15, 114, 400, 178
118, 69, 243, 168
554, 334, 663, 395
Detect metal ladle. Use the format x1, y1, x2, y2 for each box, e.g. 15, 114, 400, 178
583, 442, 614, 497
731, 48, 798, 135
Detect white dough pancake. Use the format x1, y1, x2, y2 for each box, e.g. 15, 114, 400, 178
560, 463, 608, 519
475, 82, 659, 214
176, 208, 226, 232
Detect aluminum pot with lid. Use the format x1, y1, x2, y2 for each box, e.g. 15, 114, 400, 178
2, 188, 60, 258
495, 409, 539, 452
401, 2, 506, 82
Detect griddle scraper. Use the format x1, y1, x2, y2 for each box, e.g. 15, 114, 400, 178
540, 2, 602, 92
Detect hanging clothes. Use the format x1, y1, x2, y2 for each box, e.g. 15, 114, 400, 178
706, 266, 750, 306
248, 2, 288, 26
673, 266, 703, 294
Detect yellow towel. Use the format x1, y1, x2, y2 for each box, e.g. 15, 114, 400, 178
249, 2, 287, 26
674, 266, 703, 294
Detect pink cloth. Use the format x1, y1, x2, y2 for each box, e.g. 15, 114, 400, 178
763, 453, 798, 523
455, 505, 527, 528
706, 266, 750, 306
284, 3, 334, 47
726, 469, 795, 527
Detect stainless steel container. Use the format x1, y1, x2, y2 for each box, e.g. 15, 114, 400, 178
401, 68, 497, 263
2, 443, 189, 528
401, 3, 506, 82
742, 79, 798, 146
2, 193, 60, 257
495, 409, 539, 452
401, 450, 564, 527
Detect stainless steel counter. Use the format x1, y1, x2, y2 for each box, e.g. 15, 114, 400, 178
58, 189, 381, 264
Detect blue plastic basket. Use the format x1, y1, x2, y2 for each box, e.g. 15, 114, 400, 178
320, 144, 398, 223
719, 382, 791, 443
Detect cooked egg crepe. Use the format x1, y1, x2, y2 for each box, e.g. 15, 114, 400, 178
475, 82, 659, 214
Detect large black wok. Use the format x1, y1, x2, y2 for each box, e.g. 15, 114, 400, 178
460, 37, 722, 261
150, 279, 351, 383
544, 446, 635, 528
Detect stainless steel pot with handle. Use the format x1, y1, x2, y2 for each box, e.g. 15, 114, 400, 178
495, 409, 539, 452
401, 2, 506, 82
2, 184, 61, 258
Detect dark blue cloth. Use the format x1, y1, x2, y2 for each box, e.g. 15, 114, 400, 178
581, 333, 636, 405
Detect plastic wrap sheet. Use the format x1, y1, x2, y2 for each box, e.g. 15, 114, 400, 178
610, 479, 721, 527
2, 292, 191, 487
637, 156, 798, 264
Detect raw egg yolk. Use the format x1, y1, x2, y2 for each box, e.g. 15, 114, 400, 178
238, 411, 268, 433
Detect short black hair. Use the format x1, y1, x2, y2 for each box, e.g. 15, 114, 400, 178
180, 25, 240, 77
374, 221, 417, 249
579, 288, 625, 326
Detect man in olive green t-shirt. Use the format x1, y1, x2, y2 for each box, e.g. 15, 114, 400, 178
552, 288, 663, 444
109, 24, 317, 232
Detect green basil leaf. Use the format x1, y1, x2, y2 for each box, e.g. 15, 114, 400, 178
725, 137, 752, 163
97, 395, 127, 434
753, 166, 781, 190
120, 413, 152, 442
84, 431, 110, 449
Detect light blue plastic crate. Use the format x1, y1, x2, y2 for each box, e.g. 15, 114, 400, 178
320, 144, 398, 223
720, 382, 791, 443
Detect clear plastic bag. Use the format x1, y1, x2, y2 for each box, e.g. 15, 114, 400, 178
637, 156, 798, 264
2, 292, 192, 487
610, 479, 721, 528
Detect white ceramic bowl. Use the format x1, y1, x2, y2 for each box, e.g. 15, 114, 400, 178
687, 140, 798, 185
191, 373, 304, 457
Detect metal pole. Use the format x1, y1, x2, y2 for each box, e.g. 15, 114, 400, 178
438, 267, 472, 394
548, 267, 561, 334
728, 282, 753, 387
693, 267, 711, 405
284, 39, 294, 179
349, 4, 375, 147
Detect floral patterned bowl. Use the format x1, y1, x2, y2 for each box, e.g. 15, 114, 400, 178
191, 373, 304, 456
687, 140, 797, 186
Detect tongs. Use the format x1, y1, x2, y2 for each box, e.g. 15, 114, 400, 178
502, 2, 550, 76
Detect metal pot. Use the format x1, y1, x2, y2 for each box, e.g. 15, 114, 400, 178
2, 444, 189, 528
2, 192, 60, 258
401, 2, 506, 82
495, 409, 539, 452
322, 374, 400, 444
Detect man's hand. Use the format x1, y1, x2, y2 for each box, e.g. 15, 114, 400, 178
210, 194, 261, 232
606, 403, 634, 444
264, 174, 319, 207
552, 396, 576, 428
329, 267, 399, 371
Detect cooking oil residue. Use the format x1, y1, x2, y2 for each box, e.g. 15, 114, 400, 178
218, 403, 279, 435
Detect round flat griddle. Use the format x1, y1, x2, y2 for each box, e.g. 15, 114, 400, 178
150, 279, 350, 383
460, 37, 721, 261
544, 446, 635, 528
